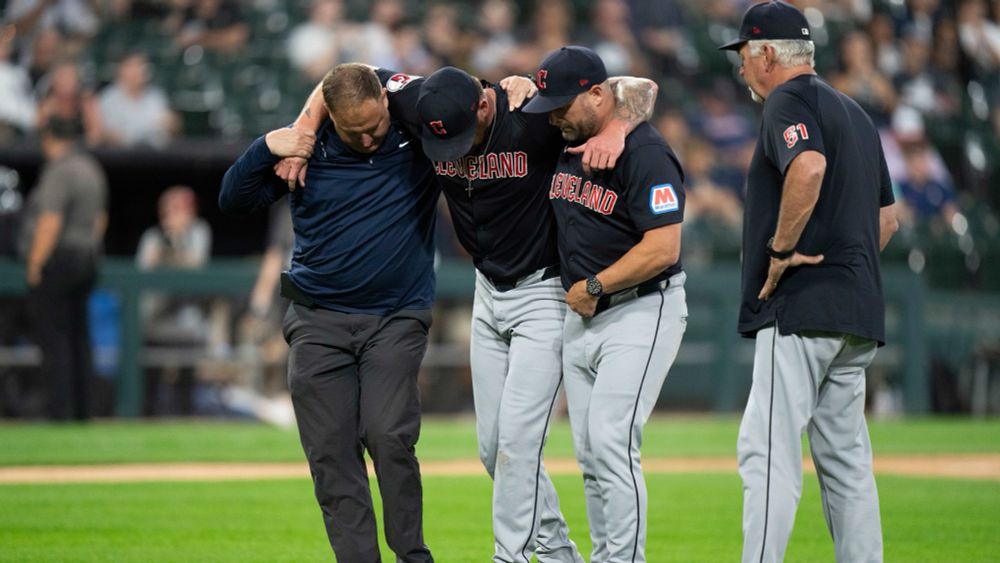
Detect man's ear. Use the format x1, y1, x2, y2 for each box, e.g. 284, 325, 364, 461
381, 88, 389, 108
589, 83, 608, 107
764, 44, 777, 71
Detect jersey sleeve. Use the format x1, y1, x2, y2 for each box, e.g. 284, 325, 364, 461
761, 88, 825, 174
34, 167, 70, 214
376, 68, 424, 138
622, 144, 686, 231
876, 138, 895, 207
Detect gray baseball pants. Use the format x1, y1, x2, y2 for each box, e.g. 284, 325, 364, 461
471, 267, 584, 563
563, 272, 687, 563
738, 323, 882, 563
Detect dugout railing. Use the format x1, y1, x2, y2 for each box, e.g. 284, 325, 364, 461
1, 258, 998, 416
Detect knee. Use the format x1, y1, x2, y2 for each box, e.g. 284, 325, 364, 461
364, 424, 417, 461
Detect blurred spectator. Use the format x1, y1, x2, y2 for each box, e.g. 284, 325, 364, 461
900, 0, 943, 45
894, 29, 961, 117
25, 26, 62, 87
682, 137, 743, 230
505, 0, 576, 74
470, 0, 518, 81
136, 185, 211, 416
137, 185, 210, 270
688, 88, 754, 153
830, 30, 898, 126
869, 11, 903, 77
19, 116, 108, 421
897, 141, 959, 225
35, 60, 102, 147
957, 0, 1000, 73
883, 105, 955, 188
629, 0, 690, 76
287, 0, 347, 82
166, 0, 249, 55
421, 3, 465, 68
4, 0, 100, 66
345, 0, 405, 69
580, 0, 648, 77
97, 53, 177, 149
0, 25, 37, 140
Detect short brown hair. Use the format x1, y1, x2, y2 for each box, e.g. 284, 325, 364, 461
321, 64, 383, 114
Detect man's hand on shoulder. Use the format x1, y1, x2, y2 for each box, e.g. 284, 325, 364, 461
266, 127, 315, 160
267, 126, 315, 191
274, 157, 309, 191
499, 75, 538, 111
566, 122, 627, 175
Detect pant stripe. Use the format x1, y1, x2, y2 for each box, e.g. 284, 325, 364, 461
627, 290, 666, 562
518, 373, 565, 562
758, 326, 777, 563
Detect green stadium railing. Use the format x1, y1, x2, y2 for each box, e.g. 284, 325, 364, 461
1, 258, 997, 416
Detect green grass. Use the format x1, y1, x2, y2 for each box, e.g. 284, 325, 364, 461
1, 416, 998, 466
1, 473, 997, 562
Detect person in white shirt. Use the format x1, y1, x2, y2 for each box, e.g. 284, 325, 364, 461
97, 53, 178, 149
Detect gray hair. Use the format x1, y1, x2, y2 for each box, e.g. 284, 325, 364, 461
748, 39, 815, 68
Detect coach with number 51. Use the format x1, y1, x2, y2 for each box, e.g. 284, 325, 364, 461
720, 2, 900, 562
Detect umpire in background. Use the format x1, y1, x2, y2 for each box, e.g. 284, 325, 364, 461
720, 2, 899, 562
220, 64, 437, 562
20, 116, 108, 421
524, 47, 688, 563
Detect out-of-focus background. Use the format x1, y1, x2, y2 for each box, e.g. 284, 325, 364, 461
0, 0, 998, 423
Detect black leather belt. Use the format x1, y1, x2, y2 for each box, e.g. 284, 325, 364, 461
280, 272, 317, 308
487, 264, 560, 292
594, 277, 669, 315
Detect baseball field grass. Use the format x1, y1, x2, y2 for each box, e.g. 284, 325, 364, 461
0, 416, 998, 562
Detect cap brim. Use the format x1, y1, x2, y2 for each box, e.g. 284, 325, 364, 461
420, 124, 477, 162
718, 38, 748, 51
522, 93, 577, 114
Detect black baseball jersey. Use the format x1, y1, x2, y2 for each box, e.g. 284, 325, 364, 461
740, 74, 895, 343
377, 68, 564, 282
549, 122, 685, 291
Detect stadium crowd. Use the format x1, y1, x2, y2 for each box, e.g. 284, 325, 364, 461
1, 0, 999, 418
1, 0, 998, 284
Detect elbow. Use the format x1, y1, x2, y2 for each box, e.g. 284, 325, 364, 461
657, 247, 680, 271
882, 215, 899, 239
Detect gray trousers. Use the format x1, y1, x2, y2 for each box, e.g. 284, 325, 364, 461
738, 324, 882, 563
470, 268, 583, 563
282, 303, 434, 563
563, 272, 687, 563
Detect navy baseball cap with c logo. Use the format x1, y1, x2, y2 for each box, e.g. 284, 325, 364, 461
416, 66, 481, 162
522, 46, 608, 114
718, 1, 811, 51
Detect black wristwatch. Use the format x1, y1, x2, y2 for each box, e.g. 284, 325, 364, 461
585, 275, 604, 297
766, 237, 795, 260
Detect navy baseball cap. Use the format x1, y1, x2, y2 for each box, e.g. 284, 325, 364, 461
522, 46, 608, 114
719, 1, 812, 51
416, 67, 481, 162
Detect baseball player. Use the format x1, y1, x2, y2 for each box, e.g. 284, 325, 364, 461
719, 2, 899, 562
523, 46, 687, 563
278, 65, 659, 563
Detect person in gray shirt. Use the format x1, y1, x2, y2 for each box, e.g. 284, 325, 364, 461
20, 116, 108, 420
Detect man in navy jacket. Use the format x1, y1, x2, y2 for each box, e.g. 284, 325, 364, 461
219, 63, 438, 563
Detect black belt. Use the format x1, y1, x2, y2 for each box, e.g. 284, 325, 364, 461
594, 277, 669, 315
280, 272, 317, 308
486, 264, 560, 292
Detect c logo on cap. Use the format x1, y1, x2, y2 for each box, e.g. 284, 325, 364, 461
429, 120, 447, 136
536, 70, 548, 90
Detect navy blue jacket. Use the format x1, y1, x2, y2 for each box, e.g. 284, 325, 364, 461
219, 120, 439, 315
